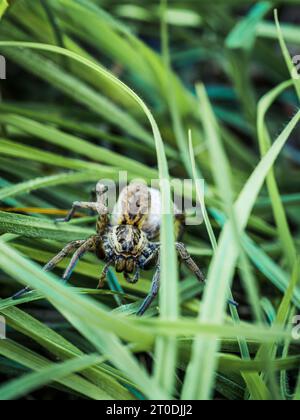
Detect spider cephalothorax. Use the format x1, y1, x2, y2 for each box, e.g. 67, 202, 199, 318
13, 182, 205, 315
100, 224, 157, 284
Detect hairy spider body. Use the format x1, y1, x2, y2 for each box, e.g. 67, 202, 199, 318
13, 182, 205, 315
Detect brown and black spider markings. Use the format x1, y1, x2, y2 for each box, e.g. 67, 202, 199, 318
13, 182, 205, 316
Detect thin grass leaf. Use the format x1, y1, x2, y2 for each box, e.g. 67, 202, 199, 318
0, 211, 94, 241
0, 340, 113, 400
0, 114, 157, 179
0, 305, 133, 399
188, 130, 251, 361
275, 10, 300, 100
226, 2, 272, 51
257, 79, 297, 270
0, 171, 102, 201
151, 0, 179, 396
0, 138, 121, 176
0, 352, 105, 400
182, 107, 300, 399
0, 242, 170, 400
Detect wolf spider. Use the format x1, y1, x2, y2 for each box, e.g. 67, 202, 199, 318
13, 182, 205, 315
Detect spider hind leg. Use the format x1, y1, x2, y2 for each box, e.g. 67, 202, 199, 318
11, 239, 93, 300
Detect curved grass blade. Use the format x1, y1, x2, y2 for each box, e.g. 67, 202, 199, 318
0, 0, 9, 19
181, 108, 300, 400
274, 10, 300, 100
0, 114, 157, 180
0, 302, 134, 399
0, 352, 104, 400
0, 211, 94, 242
0, 41, 178, 397
0, 171, 102, 201
257, 79, 297, 270
0, 340, 112, 400
0, 242, 170, 400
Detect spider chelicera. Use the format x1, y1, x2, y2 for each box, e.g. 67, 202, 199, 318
13, 182, 205, 315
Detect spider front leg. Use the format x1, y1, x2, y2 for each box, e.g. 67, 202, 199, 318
56, 184, 109, 223
176, 242, 205, 283
62, 237, 96, 284
98, 260, 113, 289
136, 265, 160, 316
11, 239, 86, 300
55, 201, 100, 223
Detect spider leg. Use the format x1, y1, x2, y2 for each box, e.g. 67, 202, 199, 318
62, 237, 96, 283
176, 242, 205, 283
175, 243, 238, 307
97, 260, 113, 289
55, 201, 99, 223
11, 240, 85, 300
11, 286, 32, 300
137, 265, 160, 316
44, 240, 86, 272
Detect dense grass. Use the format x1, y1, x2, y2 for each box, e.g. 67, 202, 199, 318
0, 0, 299, 400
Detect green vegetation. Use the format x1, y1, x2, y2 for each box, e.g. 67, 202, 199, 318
0, 0, 299, 400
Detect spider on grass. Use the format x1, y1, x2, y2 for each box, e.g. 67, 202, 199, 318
13, 182, 205, 315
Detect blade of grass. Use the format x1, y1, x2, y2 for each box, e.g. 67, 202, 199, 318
0, 114, 157, 180
0, 211, 94, 241
0, 0, 9, 19
160, 0, 193, 178
135, 318, 293, 343
0, 138, 122, 176
255, 259, 300, 399
257, 79, 297, 270
0, 302, 135, 399
226, 2, 272, 51
0, 242, 170, 400
0, 41, 179, 397
275, 10, 300, 100
151, 0, 179, 396
181, 108, 300, 400
0, 352, 104, 400
188, 130, 251, 361
0, 171, 102, 201
0, 340, 112, 400
0, 45, 155, 148
198, 85, 263, 323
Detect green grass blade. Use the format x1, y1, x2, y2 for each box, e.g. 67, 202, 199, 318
188, 130, 251, 361
0, 171, 102, 201
181, 108, 300, 400
0, 0, 9, 19
0, 303, 134, 399
0, 340, 113, 400
275, 10, 300, 100
0, 211, 94, 241
152, 0, 179, 396
0, 41, 179, 396
0, 138, 121, 176
226, 2, 272, 51
257, 79, 297, 270
0, 114, 157, 179
0, 352, 104, 400
0, 242, 170, 400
